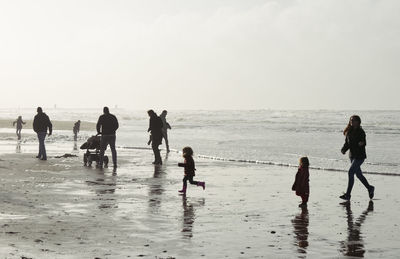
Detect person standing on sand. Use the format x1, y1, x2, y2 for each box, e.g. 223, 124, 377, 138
178, 146, 205, 195
292, 157, 310, 208
33, 107, 52, 161
340, 115, 375, 201
97, 107, 119, 170
73, 120, 81, 141
160, 110, 172, 153
147, 110, 163, 165
13, 116, 26, 140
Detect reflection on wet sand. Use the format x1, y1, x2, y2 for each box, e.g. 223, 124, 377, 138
181, 196, 205, 239
85, 171, 117, 209
292, 206, 309, 255
148, 165, 166, 212
73, 141, 78, 151
16, 141, 21, 153
340, 201, 374, 257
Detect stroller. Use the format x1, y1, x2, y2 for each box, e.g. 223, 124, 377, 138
80, 135, 109, 167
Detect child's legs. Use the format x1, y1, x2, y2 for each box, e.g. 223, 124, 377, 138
301, 194, 309, 203
187, 176, 199, 185
182, 176, 189, 187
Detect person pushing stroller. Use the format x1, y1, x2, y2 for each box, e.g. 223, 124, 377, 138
96, 107, 119, 170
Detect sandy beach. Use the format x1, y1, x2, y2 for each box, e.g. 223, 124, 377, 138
0, 147, 399, 259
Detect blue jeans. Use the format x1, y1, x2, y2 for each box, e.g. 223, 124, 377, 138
346, 159, 371, 195
99, 135, 117, 166
37, 132, 47, 160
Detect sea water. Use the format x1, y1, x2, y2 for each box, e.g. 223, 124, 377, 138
0, 108, 399, 176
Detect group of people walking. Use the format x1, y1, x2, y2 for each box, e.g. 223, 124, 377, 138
292, 115, 375, 207
13, 110, 375, 199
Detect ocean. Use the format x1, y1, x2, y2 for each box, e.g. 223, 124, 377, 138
0, 108, 399, 176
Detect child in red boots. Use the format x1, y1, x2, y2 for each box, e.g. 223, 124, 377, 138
178, 147, 205, 195
292, 157, 310, 207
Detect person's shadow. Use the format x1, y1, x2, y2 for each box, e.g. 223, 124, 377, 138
292, 206, 309, 255
16, 141, 21, 153
181, 196, 205, 239
340, 201, 374, 257
147, 165, 167, 214
85, 171, 117, 210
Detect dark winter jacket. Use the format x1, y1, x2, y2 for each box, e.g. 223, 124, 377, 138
33, 112, 52, 134
148, 116, 163, 145
96, 113, 119, 135
341, 127, 367, 159
292, 166, 309, 196
178, 156, 196, 177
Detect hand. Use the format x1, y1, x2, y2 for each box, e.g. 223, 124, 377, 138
341, 149, 346, 155
48, 132, 52, 136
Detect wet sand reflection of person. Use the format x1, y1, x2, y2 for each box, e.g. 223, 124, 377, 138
16, 141, 21, 153
340, 201, 374, 257
181, 196, 205, 239
147, 165, 167, 216
292, 206, 309, 255
85, 170, 117, 210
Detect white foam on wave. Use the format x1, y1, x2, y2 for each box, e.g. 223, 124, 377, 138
119, 146, 399, 176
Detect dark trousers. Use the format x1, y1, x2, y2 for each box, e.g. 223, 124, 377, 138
37, 132, 47, 159
100, 135, 117, 166
183, 175, 198, 187
152, 142, 161, 163
346, 159, 370, 195
301, 194, 309, 203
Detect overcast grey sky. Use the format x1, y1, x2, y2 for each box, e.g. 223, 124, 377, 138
0, 0, 399, 110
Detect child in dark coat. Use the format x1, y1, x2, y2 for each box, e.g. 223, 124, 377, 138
178, 147, 205, 195
292, 157, 310, 207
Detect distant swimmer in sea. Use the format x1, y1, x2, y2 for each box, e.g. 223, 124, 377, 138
13, 116, 26, 140
178, 147, 205, 195
73, 120, 81, 141
33, 107, 52, 161
292, 157, 310, 208
147, 110, 163, 165
96, 107, 119, 171
160, 110, 172, 153
340, 115, 375, 201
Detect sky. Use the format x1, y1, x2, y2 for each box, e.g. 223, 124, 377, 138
0, 0, 399, 110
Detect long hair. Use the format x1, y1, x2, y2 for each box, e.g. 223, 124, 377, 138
343, 115, 361, 136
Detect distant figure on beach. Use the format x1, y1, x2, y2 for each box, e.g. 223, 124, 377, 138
340, 115, 375, 201
33, 107, 52, 161
13, 116, 26, 140
73, 120, 81, 141
96, 107, 119, 170
178, 147, 205, 195
160, 110, 172, 153
147, 110, 163, 165
292, 157, 310, 207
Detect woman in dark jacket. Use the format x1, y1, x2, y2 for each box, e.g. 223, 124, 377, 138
340, 115, 374, 201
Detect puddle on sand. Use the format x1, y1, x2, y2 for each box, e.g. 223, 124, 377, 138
0, 213, 28, 220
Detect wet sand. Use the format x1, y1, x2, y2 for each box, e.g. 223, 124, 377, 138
0, 149, 399, 258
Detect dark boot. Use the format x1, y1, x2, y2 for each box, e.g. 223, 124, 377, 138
178, 185, 187, 195
197, 182, 205, 190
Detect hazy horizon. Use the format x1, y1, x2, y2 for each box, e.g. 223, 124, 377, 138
1, 0, 399, 110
